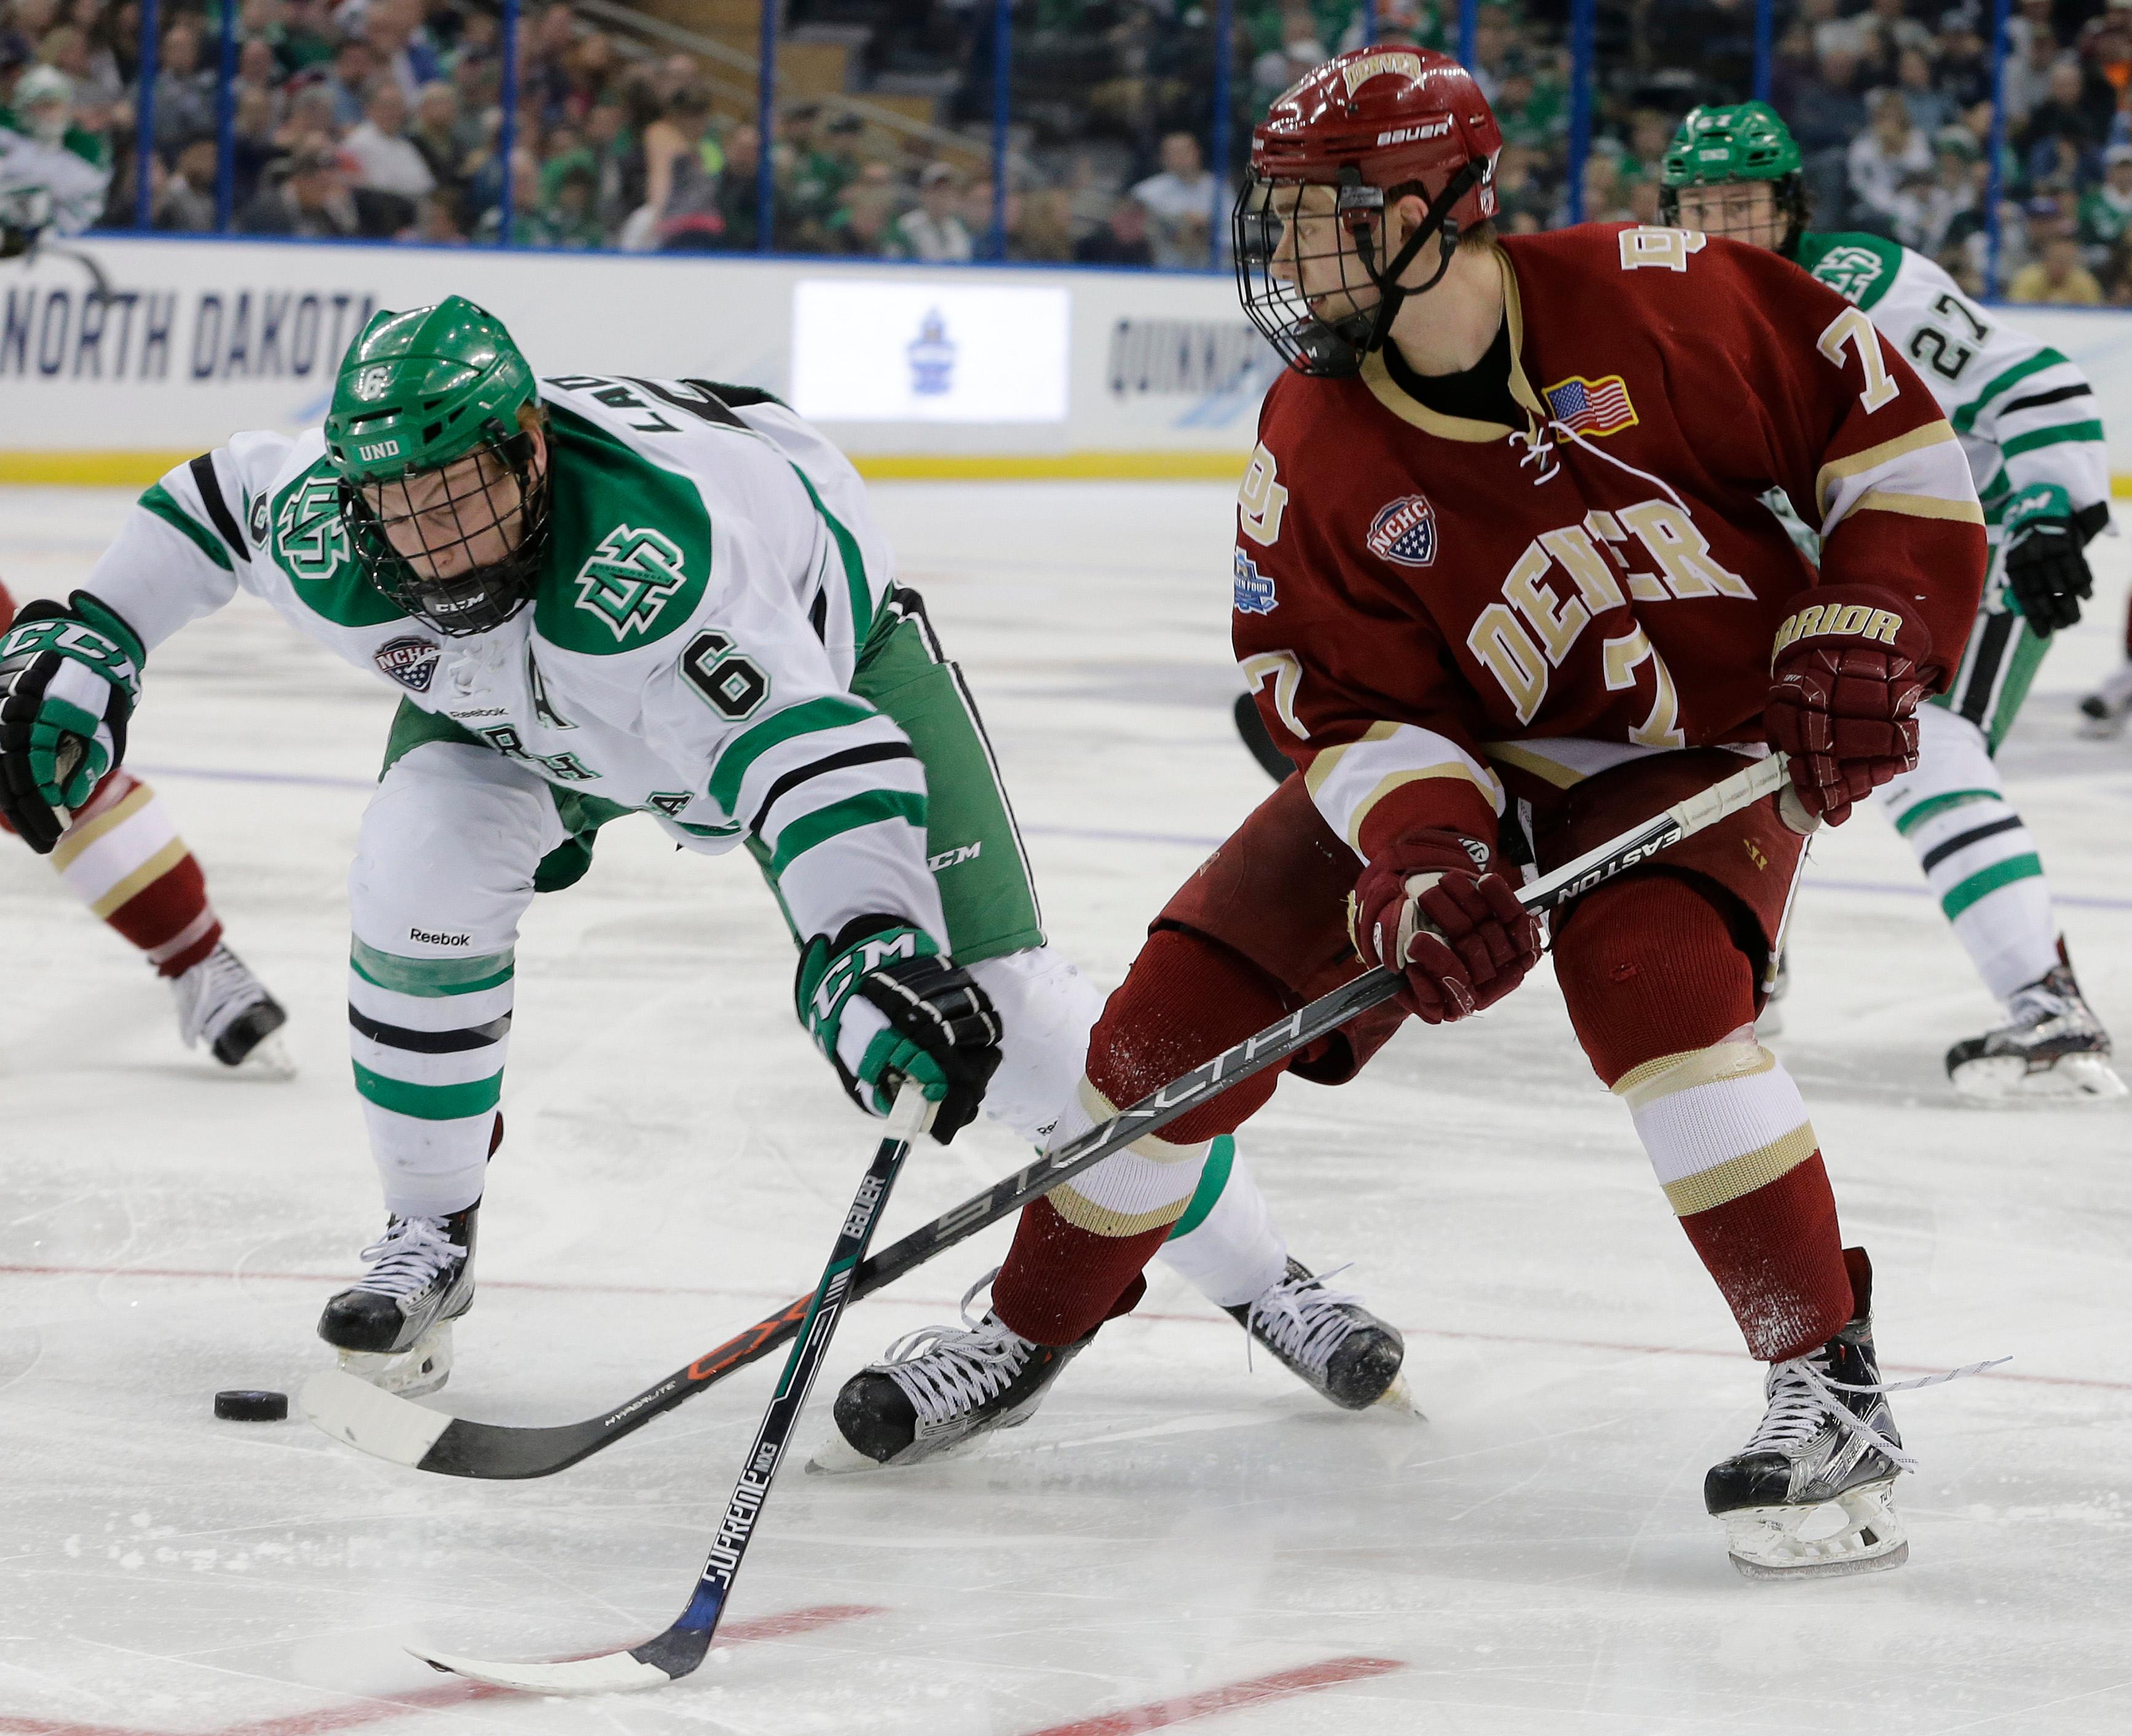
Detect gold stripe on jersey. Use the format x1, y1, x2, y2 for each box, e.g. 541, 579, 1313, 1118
1852, 487, 1985, 524
1661, 1124, 1820, 1217
1814, 421, 1962, 519
1305, 721, 1504, 852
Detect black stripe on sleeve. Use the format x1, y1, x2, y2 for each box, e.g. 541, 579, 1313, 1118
187, 454, 249, 563
749, 742, 918, 837
1997, 382, 2093, 417
1919, 814, 2024, 874
349, 1006, 513, 1054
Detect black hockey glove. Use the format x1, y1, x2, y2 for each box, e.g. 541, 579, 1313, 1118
0, 224, 33, 261
0, 592, 144, 854
797, 917, 1003, 1143
2002, 487, 2105, 639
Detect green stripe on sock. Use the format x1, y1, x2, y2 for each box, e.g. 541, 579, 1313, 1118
139, 483, 234, 572
706, 694, 875, 811
1999, 420, 2106, 460
1164, 1135, 1236, 1242
1941, 853, 2044, 920
352, 1062, 503, 1121
349, 937, 515, 996
767, 787, 928, 875
1891, 789, 1997, 835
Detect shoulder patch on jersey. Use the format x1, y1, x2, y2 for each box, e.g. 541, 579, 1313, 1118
374, 636, 442, 692
267, 460, 406, 629
1365, 493, 1440, 567
1233, 548, 1278, 613
1798, 233, 1901, 309
537, 405, 713, 655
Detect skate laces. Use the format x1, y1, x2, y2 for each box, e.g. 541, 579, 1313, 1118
1748, 1349, 2010, 1475
1244, 1263, 1365, 1377
352, 1215, 464, 1299
876, 1269, 1032, 1427
173, 944, 261, 1044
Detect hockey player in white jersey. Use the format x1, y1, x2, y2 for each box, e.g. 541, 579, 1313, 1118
1664, 104, 2121, 1103
0, 68, 111, 258
0, 298, 1403, 1410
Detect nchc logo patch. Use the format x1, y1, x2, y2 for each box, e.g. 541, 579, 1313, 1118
1365, 494, 1439, 568
1233, 548, 1277, 614
373, 636, 442, 693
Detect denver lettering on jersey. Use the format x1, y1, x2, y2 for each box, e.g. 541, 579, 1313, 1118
1466, 499, 1750, 723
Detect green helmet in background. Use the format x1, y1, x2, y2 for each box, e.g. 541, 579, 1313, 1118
1657, 101, 1810, 259
325, 296, 550, 637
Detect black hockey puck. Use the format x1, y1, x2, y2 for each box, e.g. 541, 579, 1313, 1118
213, 1389, 289, 1422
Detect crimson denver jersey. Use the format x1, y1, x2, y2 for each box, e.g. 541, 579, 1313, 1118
1233, 223, 1988, 864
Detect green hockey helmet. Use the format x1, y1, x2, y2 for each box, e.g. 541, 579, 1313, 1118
1657, 101, 1810, 258
325, 297, 551, 637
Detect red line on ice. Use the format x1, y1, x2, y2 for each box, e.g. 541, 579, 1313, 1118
0, 1604, 882, 1736
1019, 1655, 1406, 1736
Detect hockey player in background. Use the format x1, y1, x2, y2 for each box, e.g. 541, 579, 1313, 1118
837, 48, 1989, 1580
0, 577, 290, 1071
1662, 103, 2121, 1103
0, 298, 1404, 1413
0, 68, 111, 259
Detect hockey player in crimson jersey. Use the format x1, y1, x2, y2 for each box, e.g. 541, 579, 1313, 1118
834, 47, 1988, 1579
0, 577, 291, 1072
0, 298, 1404, 1411
1662, 101, 2120, 1104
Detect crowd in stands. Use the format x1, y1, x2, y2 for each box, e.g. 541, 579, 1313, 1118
4, 0, 2132, 300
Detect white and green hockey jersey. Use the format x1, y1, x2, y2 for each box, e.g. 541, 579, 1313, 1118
1796, 231, 2110, 545
0, 110, 111, 239
79, 376, 946, 952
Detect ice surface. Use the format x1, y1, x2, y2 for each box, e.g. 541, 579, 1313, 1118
3, 481, 2130, 1735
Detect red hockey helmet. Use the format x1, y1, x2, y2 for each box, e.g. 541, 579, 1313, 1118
1236, 47, 1502, 377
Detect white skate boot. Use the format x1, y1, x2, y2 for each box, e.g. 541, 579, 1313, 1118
1945, 950, 2125, 1103
316, 1205, 477, 1397
171, 941, 294, 1076
1226, 1258, 1410, 1410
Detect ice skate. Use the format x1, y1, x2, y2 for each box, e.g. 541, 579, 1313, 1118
2077, 662, 2132, 738
1945, 951, 2125, 1104
1225, 1258, 1410, 1411
1705, 1249, 1910, 1579
317, 1205, 478, 1397
171, 941, 294, 1076
813, 1271, 1092, 1472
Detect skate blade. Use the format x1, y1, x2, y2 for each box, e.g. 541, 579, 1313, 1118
1950, 1053, 2128, 1105
1721, 1479, 1907, 1579
232, 1032, 299, 1081
805, 1424, 998, 1476
1370, 1373, 1425, 1418
336, 1322, 453, 1398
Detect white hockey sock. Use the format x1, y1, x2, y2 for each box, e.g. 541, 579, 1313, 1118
1896, 794, 2058, 1001
348, 938, 511, 1218
1155, 1140, 1289, 1309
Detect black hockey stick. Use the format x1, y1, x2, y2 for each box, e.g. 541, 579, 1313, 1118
302, 752, 1795, 1483
408, 1083, 935, 1694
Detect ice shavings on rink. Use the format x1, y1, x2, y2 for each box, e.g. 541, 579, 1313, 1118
3, 483, 2131, 1733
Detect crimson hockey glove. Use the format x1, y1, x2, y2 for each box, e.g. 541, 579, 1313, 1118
1350, 829, 1541, 1024
0, 593, 144, 855
2002, 484, 2098, 639
797, 916, 1003, 1142
1765, 584, 1930, 828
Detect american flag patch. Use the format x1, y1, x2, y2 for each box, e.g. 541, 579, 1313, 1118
1542, 373, 1637, 438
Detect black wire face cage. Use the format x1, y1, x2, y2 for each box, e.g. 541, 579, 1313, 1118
1234, 161, 1483, 379
1657, 173, 1810, 260
1234, 173, 1390, 378
340, 428, 551, 638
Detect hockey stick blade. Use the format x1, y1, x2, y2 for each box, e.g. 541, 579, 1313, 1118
308, 753, 1790, 1480
407, 1086, 934, 1694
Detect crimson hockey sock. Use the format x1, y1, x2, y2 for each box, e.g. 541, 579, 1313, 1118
1555, 875, 1855, 1360
50, 771, 224, 978
991, 928, 1292, 1346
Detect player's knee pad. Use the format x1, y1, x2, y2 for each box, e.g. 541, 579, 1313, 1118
350, 743, 561, 957
1088, 926, 1292, 1146
1552, 874, 1759, 1086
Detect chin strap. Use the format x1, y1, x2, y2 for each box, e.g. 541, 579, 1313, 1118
1351, 159, 1485, 361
